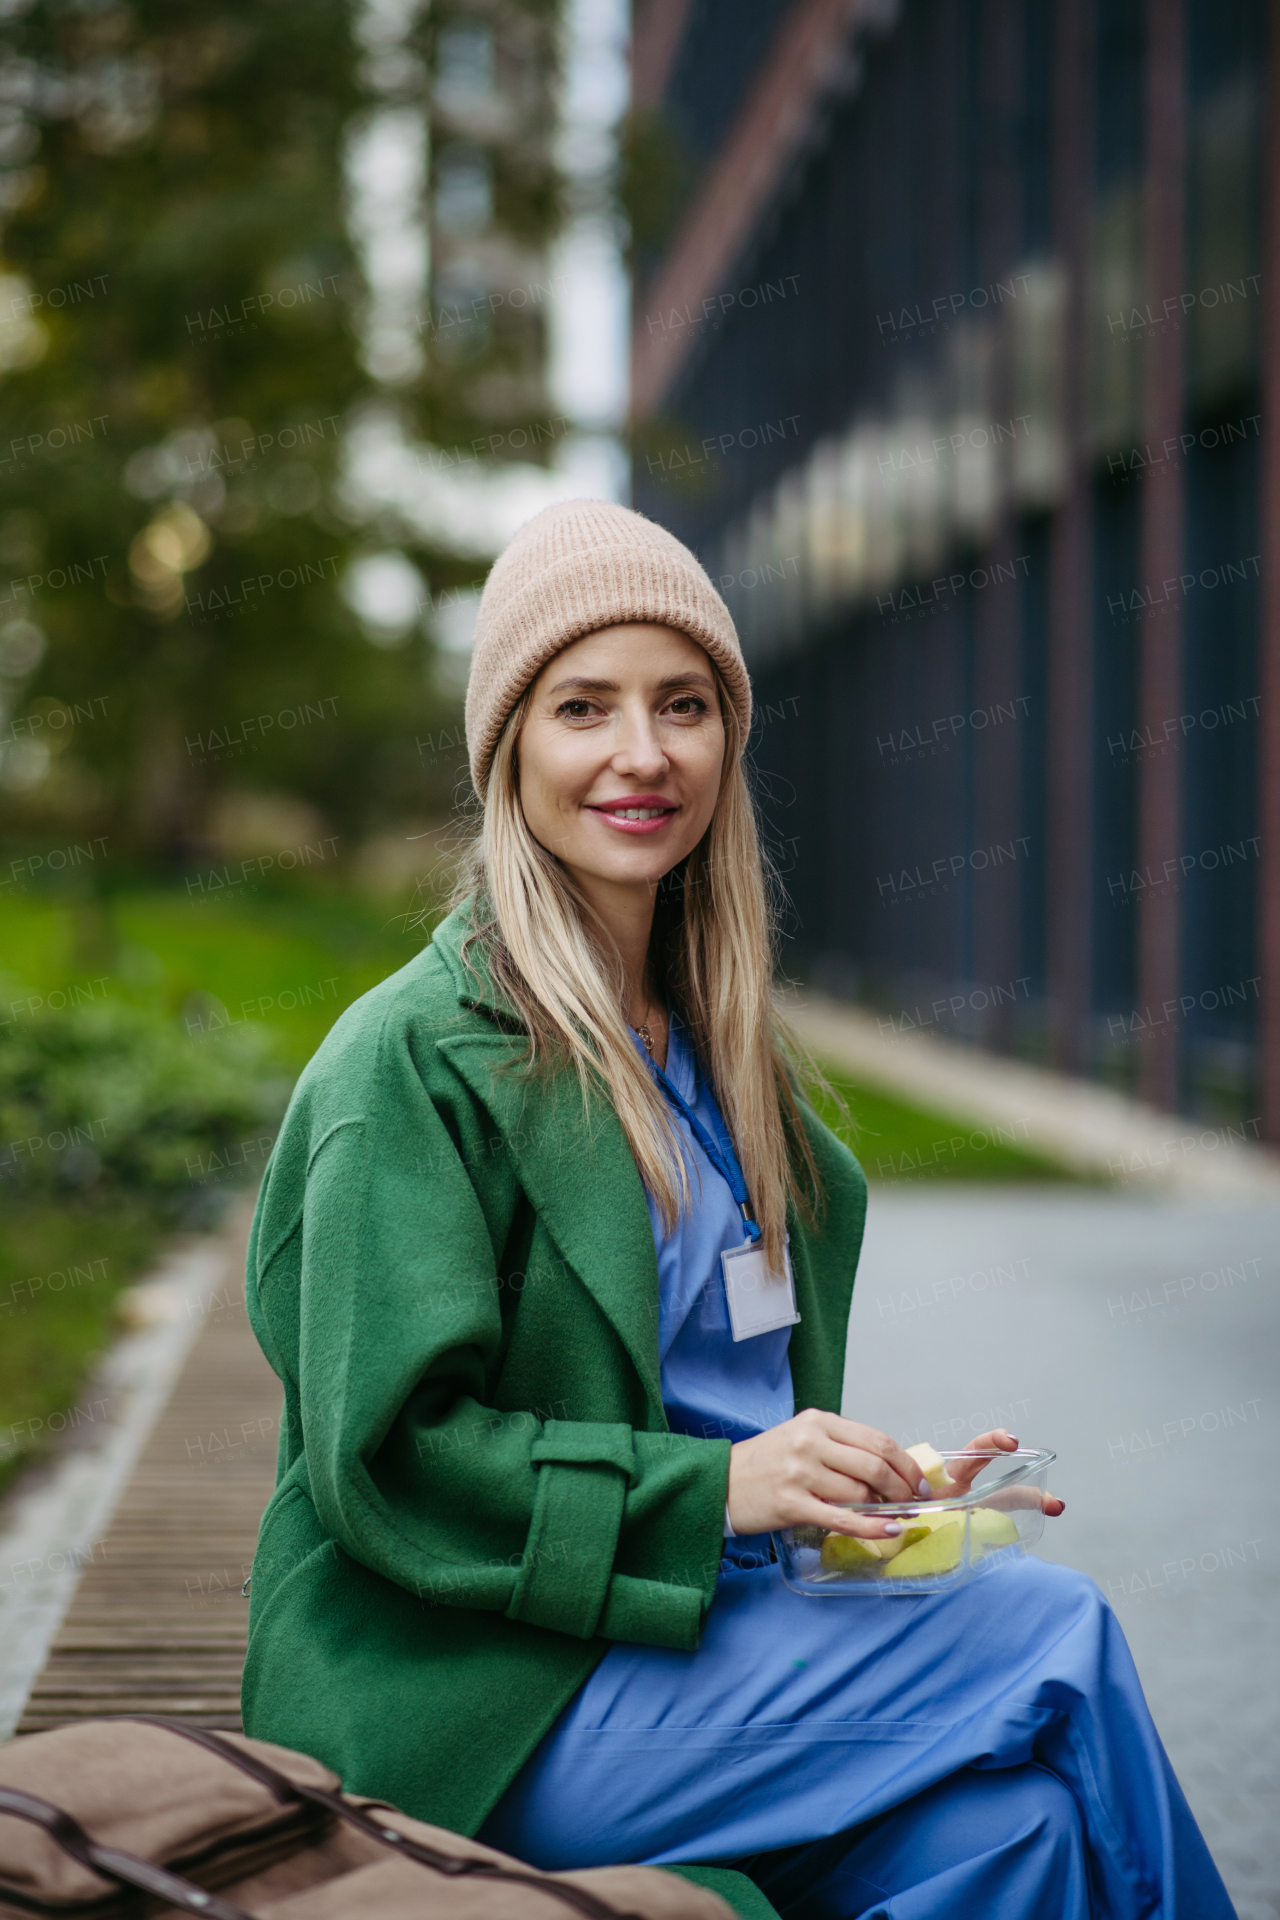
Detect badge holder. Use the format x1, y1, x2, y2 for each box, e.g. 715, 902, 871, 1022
722, 1233, 801, 1342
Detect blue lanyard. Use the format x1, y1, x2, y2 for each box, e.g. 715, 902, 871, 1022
647, 1046, 761, 1243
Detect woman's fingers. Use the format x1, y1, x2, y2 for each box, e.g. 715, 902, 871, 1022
819, 1439, 919, 1505
1043, 1491, 1065, 1517
803, 1463, 888, 1511
944, 1428, 1018, 1491
727, 1412, 1044, 1536
796, 1500, 907, 1539
823, 1418, 923, 1502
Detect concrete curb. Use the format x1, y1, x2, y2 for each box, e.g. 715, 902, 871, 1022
786, 993, 1280, 1197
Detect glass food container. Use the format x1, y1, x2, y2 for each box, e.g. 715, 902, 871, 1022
773, 1448, 1057, 1596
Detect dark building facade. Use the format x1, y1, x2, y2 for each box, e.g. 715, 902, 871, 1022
629, 0, 1278, 1135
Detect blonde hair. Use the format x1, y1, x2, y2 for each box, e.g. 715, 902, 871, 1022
452, 668, 821, 1273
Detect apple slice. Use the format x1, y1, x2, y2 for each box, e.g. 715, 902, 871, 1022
820, 1532, 881, 1571
969, 1507, 1019, 1558
906, 1441, 954, 1492
820, 1524, 931, 1571
883, 1520, 964, 1577
897, 1504, 955, 1532
870, 1523, 930, 1561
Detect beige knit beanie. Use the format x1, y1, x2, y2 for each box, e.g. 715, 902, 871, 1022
463, 498, 752, 798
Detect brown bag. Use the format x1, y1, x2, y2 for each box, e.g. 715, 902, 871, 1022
0, 1718, 739, 1920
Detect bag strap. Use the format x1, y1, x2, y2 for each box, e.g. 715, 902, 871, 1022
0, 1784, 253, 1919
130, 1718, 642, 1920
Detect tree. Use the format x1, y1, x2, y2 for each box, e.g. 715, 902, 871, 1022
0, 0, 563, 873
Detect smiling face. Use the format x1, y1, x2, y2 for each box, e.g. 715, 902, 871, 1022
516, 622, 727, 912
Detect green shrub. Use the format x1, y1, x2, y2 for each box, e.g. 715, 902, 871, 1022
0, 1001, 291, 1211
0, 995, 293, 1491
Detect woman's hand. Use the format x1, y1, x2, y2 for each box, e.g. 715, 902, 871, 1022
726, 1409, 931, 1538
944, 1428, 1065, 1518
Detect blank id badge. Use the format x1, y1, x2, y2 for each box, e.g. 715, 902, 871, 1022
721, 1234, 801, 1342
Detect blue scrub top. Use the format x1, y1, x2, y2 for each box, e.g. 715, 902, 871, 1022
630, 1016, 795, 1452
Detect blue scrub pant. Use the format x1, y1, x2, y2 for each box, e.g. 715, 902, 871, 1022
481, 1552, 1235, 1918
740, 1762, 1092, 1917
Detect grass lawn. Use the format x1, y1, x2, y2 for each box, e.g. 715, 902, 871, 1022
3, 884, 436, 1072
0, 1199, 165, 1496
812, 1062, 1083, 1185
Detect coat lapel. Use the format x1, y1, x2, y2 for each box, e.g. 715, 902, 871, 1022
429, 910, 665, 1417
435, 1031, 664, 1415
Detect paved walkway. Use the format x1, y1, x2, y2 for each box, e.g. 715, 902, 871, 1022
2, 1203, 278, 1736
788, 991, 1280, 1195
846, 1187, 1278, 1920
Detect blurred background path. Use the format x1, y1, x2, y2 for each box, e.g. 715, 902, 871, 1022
792, 992, 1280, 1195
844, 1185, 1277, 1920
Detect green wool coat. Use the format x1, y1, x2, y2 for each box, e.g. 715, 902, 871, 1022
241, 903, 868, 1888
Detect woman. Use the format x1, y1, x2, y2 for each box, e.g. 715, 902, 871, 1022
242, 501, 1234, 1918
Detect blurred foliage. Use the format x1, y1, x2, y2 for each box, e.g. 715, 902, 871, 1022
0, 997, 287, 1203
0, 0, 565, 873
0, 977, 280, 1483
413, 0, 564, 447
0, 0, 397, 857
615, 106, 699, 281
0, 876, 442, 1491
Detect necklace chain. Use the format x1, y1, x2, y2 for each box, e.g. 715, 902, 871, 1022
634, 983, 656, 1056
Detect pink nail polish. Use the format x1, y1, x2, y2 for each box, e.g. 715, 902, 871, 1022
917, 1478, 932, 1496
883, 1522, 903, 1535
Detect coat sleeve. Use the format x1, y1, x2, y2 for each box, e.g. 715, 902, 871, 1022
251, 1021, 729, 1654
